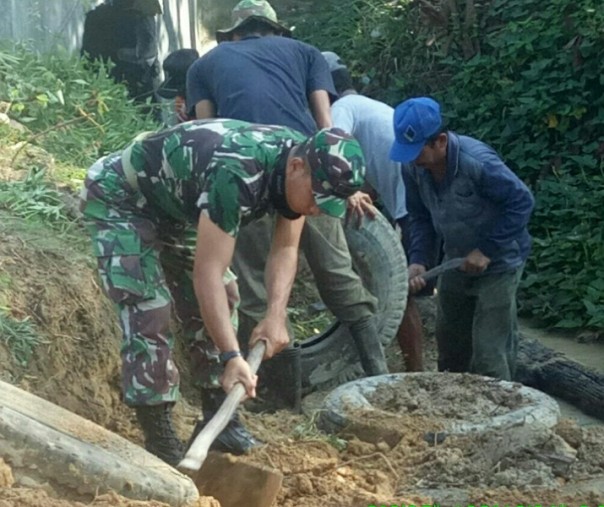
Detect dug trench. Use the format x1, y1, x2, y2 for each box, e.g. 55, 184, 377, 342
1, 151, 604, 506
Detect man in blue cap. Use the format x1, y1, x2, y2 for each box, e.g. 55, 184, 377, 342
390, 97, 535, 380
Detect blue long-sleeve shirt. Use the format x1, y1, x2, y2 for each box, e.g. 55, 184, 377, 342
402, 132, 535, 273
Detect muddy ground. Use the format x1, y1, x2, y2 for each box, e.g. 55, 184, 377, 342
1, 137, 604, 506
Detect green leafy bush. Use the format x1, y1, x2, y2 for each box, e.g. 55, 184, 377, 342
0, 43, 158, 168
291, 0, 604, 330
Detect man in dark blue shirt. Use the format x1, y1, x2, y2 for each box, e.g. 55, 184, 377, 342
187, 0, 334, 134
187, 34, 333, 135
391, 97, 535, 380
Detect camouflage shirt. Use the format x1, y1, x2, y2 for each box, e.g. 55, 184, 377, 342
123, 119, 306, 236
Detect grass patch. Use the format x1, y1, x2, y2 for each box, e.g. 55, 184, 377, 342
0, 166, 82, 237
288, 269, 335, 341
0, 209, 91, 259
0, 311, 47, 367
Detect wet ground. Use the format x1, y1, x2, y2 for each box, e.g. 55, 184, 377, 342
520, 319, 604, 428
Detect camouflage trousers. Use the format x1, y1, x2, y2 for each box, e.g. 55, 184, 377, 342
80, 154, 237, 406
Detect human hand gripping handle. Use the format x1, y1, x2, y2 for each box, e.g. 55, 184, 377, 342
408, 257, 466, 294
220, 354, 257, 399
461, 248, 491, 273
408, 263, 427, 295
178, 341, 267, 472
250, 316, 289, 359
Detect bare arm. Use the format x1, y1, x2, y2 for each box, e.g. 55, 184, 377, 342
193, 215, 238, 353
193, 215, 257, 396
309, 90, 332, 129
250, 215, 306, 358
265, 215, 305, 320
195, 100, 217, 120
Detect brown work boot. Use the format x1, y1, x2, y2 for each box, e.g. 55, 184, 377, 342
135, 403, 185, 466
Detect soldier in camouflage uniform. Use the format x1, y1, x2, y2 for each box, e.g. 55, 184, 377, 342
80, 119, 365, 465
188, 0, 389, 385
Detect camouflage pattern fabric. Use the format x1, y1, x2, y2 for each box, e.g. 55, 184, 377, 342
215, 0, 291, 42
79, 119, 367, 405
80, 154, 237, 405
231, 0, 279, 24
119, 119, 306, 235
300, 128, 366, 218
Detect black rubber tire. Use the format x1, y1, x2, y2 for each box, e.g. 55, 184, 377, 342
299, 212, 408, 392
318, 373, 560, 438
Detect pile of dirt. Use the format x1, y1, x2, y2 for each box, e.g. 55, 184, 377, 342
367, 373, 528, 423
241, 408, 604, 505
0, 211, 138, 436
0, 489, 218, 507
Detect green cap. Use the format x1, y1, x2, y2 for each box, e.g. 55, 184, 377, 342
298, 128, 366, 218
216, 0, 291, 42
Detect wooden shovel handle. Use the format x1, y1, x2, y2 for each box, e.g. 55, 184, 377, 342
178, 341, 266, 471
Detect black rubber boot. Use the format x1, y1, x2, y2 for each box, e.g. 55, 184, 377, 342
349, 317, 389, 376
135, 403, 184, 467
253, 343, 302, 414
188, 389, 262, 455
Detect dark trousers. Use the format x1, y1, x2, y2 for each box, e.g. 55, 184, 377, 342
435, 265, 524, 380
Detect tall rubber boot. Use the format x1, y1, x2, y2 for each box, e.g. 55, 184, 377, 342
135, 403, 184, 467
256, 343, 302, 413
349, 317, 389, 376
187, 389, 262, 455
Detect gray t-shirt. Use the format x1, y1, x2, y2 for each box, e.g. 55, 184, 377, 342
331, 94, 407, 220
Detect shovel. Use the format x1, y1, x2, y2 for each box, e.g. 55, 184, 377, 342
420, 257, 464, 281
179, 341, 283, 507
180, 340, 266, 471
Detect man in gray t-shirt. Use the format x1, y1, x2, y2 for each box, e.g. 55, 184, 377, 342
324, 53, 406, 222
323, 51, 427, 372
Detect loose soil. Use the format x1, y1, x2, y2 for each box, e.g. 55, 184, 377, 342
367, 373, 528, 423
1, 139, 604, 506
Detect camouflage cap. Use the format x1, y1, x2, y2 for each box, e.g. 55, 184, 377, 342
298, 128, 366, 218
216, 0, 292, 42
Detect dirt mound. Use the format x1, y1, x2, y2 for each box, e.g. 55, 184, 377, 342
239, 408, 604, 505
0, 212, 137, 437
368, 373, 528, 422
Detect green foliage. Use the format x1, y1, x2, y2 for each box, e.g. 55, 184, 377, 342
290, 0, 432, 100
438, 0, 604, 329
0, 311, 47, 367
0, 42, 158, 168
291, 0, 604, 330
288, 305, 334, 341
521, 172, 604, 329
0, 168, 75, 232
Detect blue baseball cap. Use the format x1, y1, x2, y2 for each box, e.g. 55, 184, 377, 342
390, 97, 442, 163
